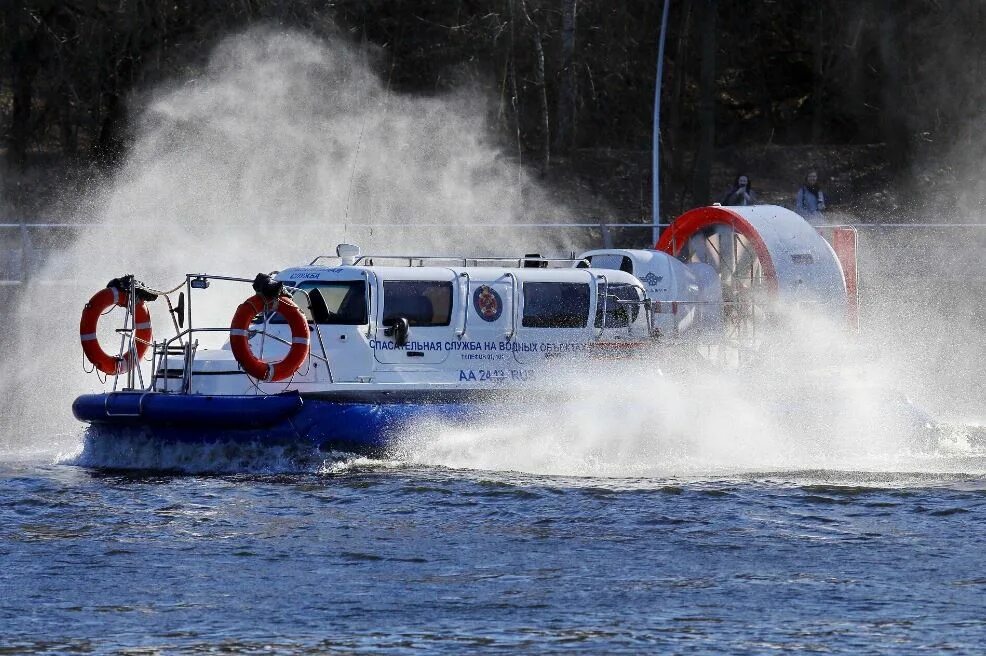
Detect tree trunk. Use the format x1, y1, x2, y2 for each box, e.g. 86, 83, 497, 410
842, 10, 868, 140
666, 0, 693, 210
518, 0, 550, 175
8, 2, 40, 169
96, 34, 136, 166
507, 0, 524, 191
878, 0, 909, 169
692, 0, 717, 206
811, 1, 825, 142
60, 86, 77, 157
553, 0, 577, 156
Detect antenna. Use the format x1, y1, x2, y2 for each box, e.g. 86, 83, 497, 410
343, 35, 371, 229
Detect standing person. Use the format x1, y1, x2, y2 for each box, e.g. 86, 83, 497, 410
795, 171, 826, 223
721, 174, 756, 206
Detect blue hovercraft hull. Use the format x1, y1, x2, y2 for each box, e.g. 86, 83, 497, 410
73, 391, 480, 454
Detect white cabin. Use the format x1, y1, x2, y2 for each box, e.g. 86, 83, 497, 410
162, 253, 657, 395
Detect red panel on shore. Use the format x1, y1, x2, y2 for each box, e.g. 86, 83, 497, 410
832, 226, 859, 330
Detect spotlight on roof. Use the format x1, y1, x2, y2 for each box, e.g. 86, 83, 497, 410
336, 243, 361, 266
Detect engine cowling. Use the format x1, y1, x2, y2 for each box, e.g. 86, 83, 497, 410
656, 204, 848, 314
578, 248, 722, 338
581, 205, 851, 340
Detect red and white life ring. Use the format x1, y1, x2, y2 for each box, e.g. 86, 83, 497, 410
79, 287, 153, 375
229, 294, 310, 382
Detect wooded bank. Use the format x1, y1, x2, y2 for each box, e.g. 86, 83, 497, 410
2, 1, 984, 217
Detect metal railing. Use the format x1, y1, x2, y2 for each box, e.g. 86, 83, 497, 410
4, 219, 986, 286
0, 221, 110, 284
0, 220, 661, 284
128, 273, 333, 394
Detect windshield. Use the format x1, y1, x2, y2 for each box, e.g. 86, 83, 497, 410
260, 280, 368, 325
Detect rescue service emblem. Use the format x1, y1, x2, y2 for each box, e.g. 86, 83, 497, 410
473, 285, 503, 322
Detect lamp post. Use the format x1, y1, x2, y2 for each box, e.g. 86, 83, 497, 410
653, 0, 671, 246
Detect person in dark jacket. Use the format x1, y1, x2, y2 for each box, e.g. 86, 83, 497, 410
721, 174, 756, 206
795, 171, 826, 223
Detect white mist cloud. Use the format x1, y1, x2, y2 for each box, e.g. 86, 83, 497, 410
394, 304, 976, 480
0, 27, 575, 458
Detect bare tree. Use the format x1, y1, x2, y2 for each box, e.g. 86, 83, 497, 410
811, 0, 824, 142
7, 2, 42, 169
518, 0, 550, 174
666, 0, 693, 212
692, 0, 717, 205
878, 0, 908, 168
553, 0, 576, 156
506, 0, 524, 189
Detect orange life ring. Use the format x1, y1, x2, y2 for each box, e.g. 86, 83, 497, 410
80, 287, 153, 375
229, 294, 310, 382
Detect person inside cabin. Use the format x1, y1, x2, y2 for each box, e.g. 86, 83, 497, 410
721, 174, 756, 206
795, 170, 826, 224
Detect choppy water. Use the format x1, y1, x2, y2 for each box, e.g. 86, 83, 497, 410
3, 446, 985, 654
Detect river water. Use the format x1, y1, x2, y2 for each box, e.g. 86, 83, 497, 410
3, 21, 985, 651
2, 440, 985, 654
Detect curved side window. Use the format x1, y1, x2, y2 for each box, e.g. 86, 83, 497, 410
594, 283, 642, 328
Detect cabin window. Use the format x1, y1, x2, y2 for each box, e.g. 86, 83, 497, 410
522, 282, 590, 328
383, 281, 453, 327
297, 281, 367, 325
264, 281, 368, 325
595, 283, 643, 328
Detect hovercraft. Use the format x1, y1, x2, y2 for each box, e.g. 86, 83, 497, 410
73, 205, 856, 456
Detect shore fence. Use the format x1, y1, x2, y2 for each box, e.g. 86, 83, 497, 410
1, 220, 985, 295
